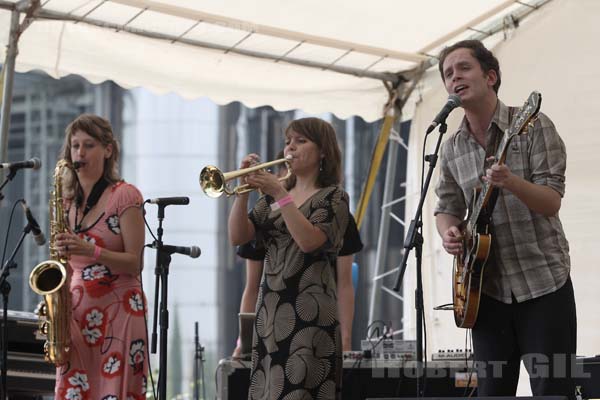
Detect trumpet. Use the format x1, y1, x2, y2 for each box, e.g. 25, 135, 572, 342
200, 156, 292, 198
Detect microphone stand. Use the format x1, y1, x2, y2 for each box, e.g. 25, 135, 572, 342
393, 122, 448, 398
193, 321, 205, 400
0, 168, 17, 203
0, 222, 32, 400
150, 204, 173, 400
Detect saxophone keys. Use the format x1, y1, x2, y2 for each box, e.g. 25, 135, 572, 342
40, 321, 49, 335
35, 301, 47, 316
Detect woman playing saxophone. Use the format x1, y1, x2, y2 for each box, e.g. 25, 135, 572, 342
52, 114, 147, 400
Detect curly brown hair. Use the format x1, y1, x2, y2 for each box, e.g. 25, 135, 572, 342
60, 114, 121, 200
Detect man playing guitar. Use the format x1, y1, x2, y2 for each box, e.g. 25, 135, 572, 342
434, 40, 575, 399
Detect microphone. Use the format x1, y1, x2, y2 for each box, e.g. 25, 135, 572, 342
149, 243, 201, 258
0, 157, 41, 171
426, 94, 462, 134
20, 201, 46, 246
147, 197, 190, 206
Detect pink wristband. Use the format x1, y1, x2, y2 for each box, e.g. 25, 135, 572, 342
236, 337, 241, 347
93, 245, 102, 261
270, 194, 294, 211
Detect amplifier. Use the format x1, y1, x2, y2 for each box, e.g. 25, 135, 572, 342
574, 356, 600, 399
0, 310, 56, 397
217, 355, 599, 400
216, 358, 477, 400
360, 339, 417, 360
216, 359, 251, 400
432, 349, 473, 361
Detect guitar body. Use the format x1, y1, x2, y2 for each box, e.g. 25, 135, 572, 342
453, 227, 491, 328
450, 91, 542, 329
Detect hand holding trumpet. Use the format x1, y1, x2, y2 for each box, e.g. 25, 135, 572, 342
245, 169, 288, 198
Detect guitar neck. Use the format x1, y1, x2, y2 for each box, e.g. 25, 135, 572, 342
468, 133, 513, 232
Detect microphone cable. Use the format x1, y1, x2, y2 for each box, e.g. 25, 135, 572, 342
142, 200, 158, 242
1, 199, 26, 270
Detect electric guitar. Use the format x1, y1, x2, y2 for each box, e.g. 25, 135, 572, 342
453, 91, 542, 328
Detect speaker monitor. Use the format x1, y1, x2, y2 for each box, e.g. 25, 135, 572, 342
367, 398, 567, 400
217, 359, 477, 400
217, 356, 599, 400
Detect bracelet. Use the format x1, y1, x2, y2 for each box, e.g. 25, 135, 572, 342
93, 245, 102, 261
270, 194, 294, 211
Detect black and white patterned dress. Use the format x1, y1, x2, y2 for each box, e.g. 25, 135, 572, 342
248, 185, 350, 400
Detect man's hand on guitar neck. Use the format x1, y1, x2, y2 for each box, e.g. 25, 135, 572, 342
436, 213, 463, 256
482, 156, 516, 189
482, 156, 562, 216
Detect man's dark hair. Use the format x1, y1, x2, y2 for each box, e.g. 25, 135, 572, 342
438, 39, 501, 93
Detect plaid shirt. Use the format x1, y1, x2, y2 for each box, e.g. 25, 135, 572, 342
434, 100, 570, 304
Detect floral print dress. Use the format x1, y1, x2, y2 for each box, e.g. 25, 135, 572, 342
55, 182, 147, 400
248, 186, 350, 400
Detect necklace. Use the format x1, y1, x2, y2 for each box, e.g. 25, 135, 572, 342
73, 177, 110, 234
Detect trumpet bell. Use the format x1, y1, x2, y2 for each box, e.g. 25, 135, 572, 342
199, 165, 226, 198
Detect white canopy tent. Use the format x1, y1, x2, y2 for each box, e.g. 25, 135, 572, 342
2, 0, 596, 376
0, 0, 549, 122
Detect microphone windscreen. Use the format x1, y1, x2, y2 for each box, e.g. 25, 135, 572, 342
189, 246, 201, 258
31, 157, 42, 170
448, 94, 462, 107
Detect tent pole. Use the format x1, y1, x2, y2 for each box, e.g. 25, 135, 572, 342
364, 68, 425, 331
367, 120, 401, 327
0, 7, 20, 164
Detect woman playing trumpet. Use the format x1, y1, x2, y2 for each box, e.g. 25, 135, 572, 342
229, 117, 350, 400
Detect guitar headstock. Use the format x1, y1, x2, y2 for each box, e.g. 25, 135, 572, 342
507, 91, 542, 138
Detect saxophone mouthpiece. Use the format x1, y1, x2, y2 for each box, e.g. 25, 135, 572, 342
72, 161, 85, 170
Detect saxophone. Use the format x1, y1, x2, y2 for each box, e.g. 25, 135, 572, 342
29, 159, 73, 365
